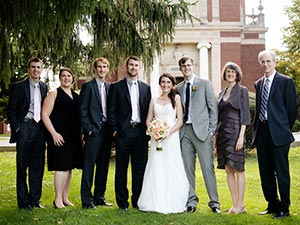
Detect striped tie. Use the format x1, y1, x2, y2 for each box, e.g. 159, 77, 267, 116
259, 78, 270, 121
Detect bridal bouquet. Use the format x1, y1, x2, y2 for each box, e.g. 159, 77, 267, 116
147, 118, 169, 151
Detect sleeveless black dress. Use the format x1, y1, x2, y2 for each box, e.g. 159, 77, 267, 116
216, 99, 245, 171
47, 87, 83, 171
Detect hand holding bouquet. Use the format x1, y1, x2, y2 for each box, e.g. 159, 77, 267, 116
147, 118, 169, 151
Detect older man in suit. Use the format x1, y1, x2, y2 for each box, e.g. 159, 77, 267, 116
108, 56, 151, 211
79, 57, 113, 209
253, 50, 297, 219
176, 56, 220, 214
7, 57, 48, 210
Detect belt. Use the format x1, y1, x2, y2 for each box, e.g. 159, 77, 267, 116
129, 122, 141, 128
24, 117, 35, 122
185, 123, 192, 126
260, 120, 268, 124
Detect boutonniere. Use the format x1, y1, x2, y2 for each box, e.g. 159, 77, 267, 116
192, 85, 198, 92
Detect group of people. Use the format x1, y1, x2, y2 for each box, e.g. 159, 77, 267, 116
7, 49, 297, 220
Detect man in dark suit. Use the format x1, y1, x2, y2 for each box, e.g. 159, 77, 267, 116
108, 56, 151, 211
7, 57, 48, 210
253, 50, 297, 219
79, 57, 113, 209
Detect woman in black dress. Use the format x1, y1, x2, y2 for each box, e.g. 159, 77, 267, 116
42, 68, 82, 208
214, 62, 250, 214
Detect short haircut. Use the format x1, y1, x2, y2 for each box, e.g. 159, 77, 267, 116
178, 56, 194, 67
27, 57, 43, 68
258, 50, 277, 63
93, 57, 110, 69
221, 62, 243, 82
125, 56, 140, 67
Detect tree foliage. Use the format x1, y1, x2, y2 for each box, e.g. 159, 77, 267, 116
0, 0, 195, 92
0, 0, 196, 123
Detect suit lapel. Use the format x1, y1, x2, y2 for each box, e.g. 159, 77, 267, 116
122, 78, 131, 104
268, 73, 278, 101
24, 79, 30, 104
92, 78, 102, 106
176, 82, 185, 106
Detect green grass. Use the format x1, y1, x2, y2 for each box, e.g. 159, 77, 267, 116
0, 148, 299, 225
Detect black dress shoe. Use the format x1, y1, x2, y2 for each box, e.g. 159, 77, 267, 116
82, 203, 96, 210
186, 206, 196, 213
272, 211, 290, 219
19, 204, 33, 211
33, 203, 45, 209
94, 199, 113, 207
212, 207, 221, 214
258, 208, 277, 215
119, 207, 128, 211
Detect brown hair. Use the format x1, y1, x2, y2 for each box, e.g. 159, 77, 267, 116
159, 73, 177, 109
125, 56, 140, 67
59, 67, 75, 83
221, 62, 243, 82
27, 57, 43, 68
178, 56, 194, 67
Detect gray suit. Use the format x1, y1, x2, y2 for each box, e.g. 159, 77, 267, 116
176, 76, 220, 209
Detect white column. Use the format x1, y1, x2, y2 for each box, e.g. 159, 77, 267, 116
150, 53, 161, 98
197, 42, 211, 80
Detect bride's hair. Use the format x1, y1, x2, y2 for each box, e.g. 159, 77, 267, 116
159, 73, 176, 109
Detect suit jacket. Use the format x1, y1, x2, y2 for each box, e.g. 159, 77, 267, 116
176, 76, 218, 141
253, 72, 297, 146
218, 83, 250, 126
108, 78, 151, 137
7, 78, 48, 143
79, 78, 110, 136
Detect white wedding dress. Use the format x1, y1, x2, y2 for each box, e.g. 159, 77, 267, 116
137, 101, 189, 214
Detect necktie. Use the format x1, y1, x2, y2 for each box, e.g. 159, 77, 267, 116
259, 78, 270, 121
130, 81, 138, 122
100, 82, 107, 119
33, 83, 41, 122
184, 82, 191, 122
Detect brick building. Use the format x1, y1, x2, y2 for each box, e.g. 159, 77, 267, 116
149, 0, 267, 96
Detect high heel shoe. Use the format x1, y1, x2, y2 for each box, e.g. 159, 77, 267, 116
63, 201, 74, 207
53, 201, 65, 209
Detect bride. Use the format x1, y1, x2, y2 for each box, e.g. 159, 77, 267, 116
137, 73, 189, 214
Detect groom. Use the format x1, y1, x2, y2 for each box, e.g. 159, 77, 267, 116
176, 56, 220, 213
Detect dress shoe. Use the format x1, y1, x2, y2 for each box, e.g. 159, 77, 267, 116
119, 207, 128, 211
82, 203, 96, 210
212, 207, 221, 214
94, 199, 113, 207
272, 211, 290, 219
258, 208, 277, 215
186, 206, 196, 213
19, 204, 33, 211
33, 203, 45, 209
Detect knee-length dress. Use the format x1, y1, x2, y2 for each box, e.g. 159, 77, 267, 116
47, 87, 83, 171
216, 84, 250, 172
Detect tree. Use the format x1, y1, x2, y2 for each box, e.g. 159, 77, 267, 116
0, 0, 195, 90
278, 0, 300, 126
0, 0, 196, 123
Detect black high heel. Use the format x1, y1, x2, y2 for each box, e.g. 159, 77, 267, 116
53, 201, 65, 209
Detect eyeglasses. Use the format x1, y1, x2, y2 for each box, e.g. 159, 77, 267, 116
260, 60, 274, 65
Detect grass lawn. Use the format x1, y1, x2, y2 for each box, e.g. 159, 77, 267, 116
0, 148, 299, 225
